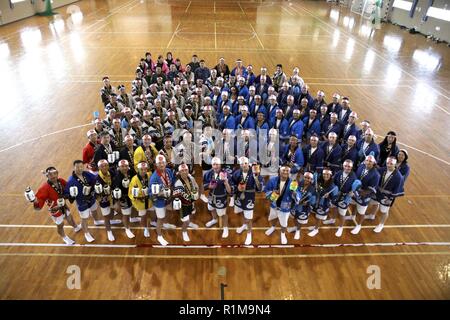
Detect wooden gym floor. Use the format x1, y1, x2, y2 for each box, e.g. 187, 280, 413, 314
0, 0, 449, 299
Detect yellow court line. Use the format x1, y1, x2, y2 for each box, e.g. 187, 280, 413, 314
0, 251, 449, 260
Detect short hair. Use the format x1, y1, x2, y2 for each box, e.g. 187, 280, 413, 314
73, 160, 83, 166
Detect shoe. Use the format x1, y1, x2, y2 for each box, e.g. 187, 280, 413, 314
188, 222, 199, 229
308, 228, 319, 237
229, 196, 234, 207
244, 233, 252, 245
163, 223, 176, 230
125, 228, 135, 239
150, 221, 157, 227
84, 233, 95, 242
351, 224, 362, 235
200, 194, 209, 203
335, 227, 343, 237
281, 232, 288, 244
323, 219, 336, 225
182, 231, 190, 242
265, 226, 275, 236
144, 228, 150, 238
93, 220, 105, 226
110, 219, 122, 225
287, 226, 297, 233
63, 236, 75, 245
222, 227, 229, 238
73, 224, 82, 233
236, 224, 248, 234
107, 230, 115, 242
205, 219, 218, 228
130, 217, 141, 223
157, 235, 168, 246
365, 214, 376, 220
374, 224, 384, 233
294, 230, 301, 240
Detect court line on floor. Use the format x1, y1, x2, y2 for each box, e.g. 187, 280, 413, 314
406, 85, 449, 115
0, 251, 448, 260
166, 22, 181, 48
0, 224, 449, 231
0, 241, 450, 250
290, 3, 450, 102
0, 123, 92, 154
185, 1, 192, 13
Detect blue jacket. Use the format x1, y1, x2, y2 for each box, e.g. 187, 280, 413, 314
149, 168, 175, 208
321, 142, 342, 171
287, 118, 304, 140
264, 176, 296, 212
269, 118, 289, 142
292, 180, 316, 217
332, 170, 361, 208
64, 171, 97, 211
376, 167, 405, 204
235, 114, 256, 130
302, 116, 321, 140
357, 139, 380, 163
231, 169, 264, 210
340, 143, 359, 167
354, 164, 381, 205
218, 113, 236, 130
303, 145, 324, 172
281, 145, 304, 174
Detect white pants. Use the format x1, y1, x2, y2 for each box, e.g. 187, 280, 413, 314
100, 206, 111, 216
234, 206, 253, 220
369, 199, 390, 214
121, 207, 132, 216
78, 202, 98, 219
208, 204, 227, 217
51, 210, 70, 225
269, 208, 289, 228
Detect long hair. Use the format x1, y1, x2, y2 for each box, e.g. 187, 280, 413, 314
380, 131, 397, 152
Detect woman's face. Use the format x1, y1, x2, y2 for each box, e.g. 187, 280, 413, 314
397, 151, 405, 162
387, 135, 395, 144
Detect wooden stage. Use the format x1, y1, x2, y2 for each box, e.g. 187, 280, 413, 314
0, 0, 449, 299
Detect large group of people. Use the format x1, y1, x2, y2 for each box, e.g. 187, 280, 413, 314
26, 53, 411, 246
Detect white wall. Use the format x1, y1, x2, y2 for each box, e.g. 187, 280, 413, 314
388, 0, 450, 42
0, 0, 79, 26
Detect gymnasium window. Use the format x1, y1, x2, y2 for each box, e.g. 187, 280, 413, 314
426, 7, 450, 22
392, 0, 413, 11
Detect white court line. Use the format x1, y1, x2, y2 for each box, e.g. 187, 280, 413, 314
0, 224, 449, 230
1, 251, 449, 259
166, 22, 181, 48
214, 1, 216, 14
0, 123, 92, 154
280, 6, 294, 16
0, 242, 449, 249
290, 3, 450, 102
185, 1, 192, 13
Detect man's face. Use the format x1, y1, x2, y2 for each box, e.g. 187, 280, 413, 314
100, 163, 110, 175
89, 133, 97, 143
125, 138, 133, 148
348, 137, 356, 147
103, 79, 110, 86
310, 138, 318, 147
343, 162, 353, 173
102, 135, 110, 145
365, 133, 373, 142
328, 135, 337, 144
157, 161, 166, 171
387, 160, 396, 171
365, 159, 374, 169
200, 61, 205, 68
241, 162, 249, 172
74, 163, 84, 174
113, 120, 120, 129
280, 167, 290, 179
164, 137, 172, 148
143, 137, 151, 147
119, 164, 129, 175
179, 167, 189, 178
212, 163, 221, 172
47, 170, 58, 182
